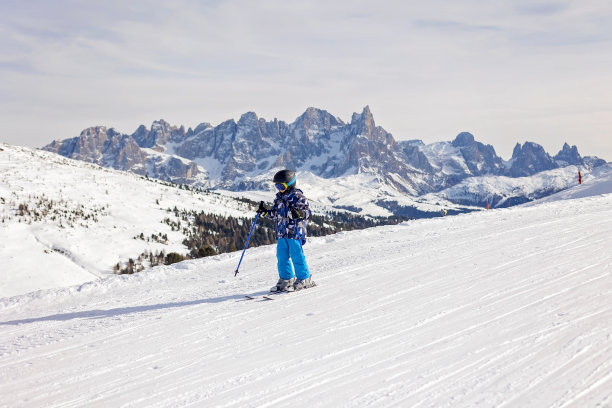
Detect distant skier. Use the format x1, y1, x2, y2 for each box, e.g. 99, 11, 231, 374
257, 169, 315, 292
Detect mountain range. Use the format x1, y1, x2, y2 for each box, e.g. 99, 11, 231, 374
42, 106, 608, 210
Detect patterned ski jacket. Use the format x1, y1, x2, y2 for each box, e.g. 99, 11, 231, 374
264, 187, 311, 244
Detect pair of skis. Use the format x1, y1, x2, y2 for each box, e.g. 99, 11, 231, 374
244, 294, 276, 301
244, 281, 317, 301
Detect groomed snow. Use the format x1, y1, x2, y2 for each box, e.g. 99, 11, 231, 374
1, 186, 611, 407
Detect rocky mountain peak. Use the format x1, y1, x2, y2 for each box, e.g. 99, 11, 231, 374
554, 143, 582, 166
296, 107, 342, 126
81, 126, 126, 147
300, 107, 324, 120
186, 122, 212, 138
361, 105, 374, 120
151, 119, 171, 129
349, 106, 379, 143
132, 124, 149, 142
41, 106, 607, 200
293, 108, 343, 143
510, 142, 556, 177
452, 132, 476, 147
512, 142, 548, 158
81, 125, 108, 136
238, 112, 259, 126
351, 105, 374, 126
130, 119, 187, 151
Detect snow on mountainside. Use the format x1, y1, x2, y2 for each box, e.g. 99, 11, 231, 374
1, 180, 611, 407
428, 165, 603, 208
0, 144, 252, 298
527, 165, 612, 204
226, 170, 475, 218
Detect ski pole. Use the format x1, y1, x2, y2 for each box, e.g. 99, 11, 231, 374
234, 213, 259, 277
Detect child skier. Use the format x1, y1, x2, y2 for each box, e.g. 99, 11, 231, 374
257, 169, 315, 292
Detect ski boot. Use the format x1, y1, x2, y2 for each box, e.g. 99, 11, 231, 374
293, 276, 315, 291
271, 277, 295, 292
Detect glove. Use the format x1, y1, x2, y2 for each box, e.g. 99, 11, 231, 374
257, 201, 271, 216
289, 207, 304, 220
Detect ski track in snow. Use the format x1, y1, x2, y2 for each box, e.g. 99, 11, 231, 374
1, 195, 612, 407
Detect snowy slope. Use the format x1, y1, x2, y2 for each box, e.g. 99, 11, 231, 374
527, 165, 612, 204
1, 189, 611, 406
428, 165, 605, 208
0, 144, 252, 298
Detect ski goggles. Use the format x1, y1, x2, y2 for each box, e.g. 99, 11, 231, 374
275, 176, 296, 191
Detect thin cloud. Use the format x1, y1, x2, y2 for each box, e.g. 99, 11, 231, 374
0, 0, 611, 160
515, 2, 569, 16
413, 19, 501, 32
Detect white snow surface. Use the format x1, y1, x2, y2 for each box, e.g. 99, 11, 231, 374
527, 165, 612, 205
429, 165, 609, 208
1, 187, 611, 406
0, 144, 252, 298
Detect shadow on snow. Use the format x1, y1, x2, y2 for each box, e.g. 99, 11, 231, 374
0, 290, 270, 326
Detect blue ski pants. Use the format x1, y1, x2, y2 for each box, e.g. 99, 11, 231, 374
276, 238, 310, 280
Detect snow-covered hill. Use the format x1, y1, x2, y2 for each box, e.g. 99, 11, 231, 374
1, 180, 611, 406
0, 144, 252, 297
527, 165, 612, 204
428, 165, 594, 208
1, 143, 477, 297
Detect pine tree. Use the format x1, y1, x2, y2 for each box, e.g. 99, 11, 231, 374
166, 252, 184, 265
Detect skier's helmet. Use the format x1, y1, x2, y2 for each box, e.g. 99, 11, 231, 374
273, 169, 296, 192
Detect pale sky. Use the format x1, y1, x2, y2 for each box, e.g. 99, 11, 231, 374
1, 0, 611, 160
